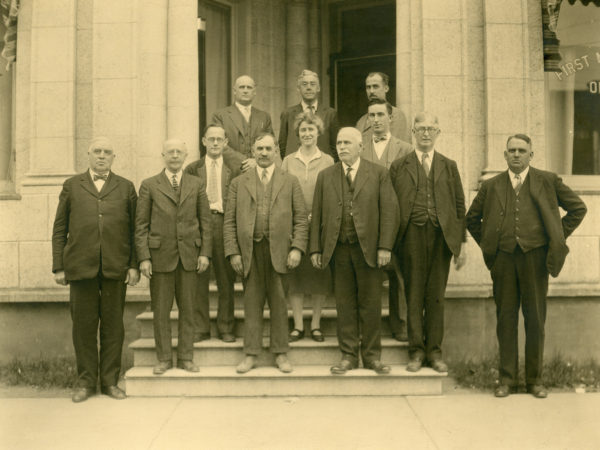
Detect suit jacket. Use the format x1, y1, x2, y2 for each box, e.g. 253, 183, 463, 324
361, 134, 413, 169
389, 151, 466, 257
466, 167, 587, 277
278, 103, 339, 160
135, 171, 212, 272
211, 105, 273, 158
184, 148, 244, 211
309, 159, 400, 268
357, 105, 410, 142
223, 166, 309, 278
52, 171, 137, 281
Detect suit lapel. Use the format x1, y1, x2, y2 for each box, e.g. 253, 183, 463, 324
221, 163, 230, 199
494, 171, 510, 212
352, 159, 369, 199
404, 152, 418, 186
80, 171, 100, 197
99, 172, 119, 198
362, 137, 375, 162
433, 152, 444, 184
157, 171, 179, 204
270, 167, 285, 208
386, 139, 399, 164
242, 169, 257, 201
179, 173, 195, 204
228, 105, 246, 136
527, 167, 543, 199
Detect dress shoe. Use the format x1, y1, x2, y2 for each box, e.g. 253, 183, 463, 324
177, 360, 200, 372
289, 328, 305, 342
101, 385, 127, 400
364, 360, 391, 375
527, 384, 548, 399
494, 384, 517, 397
153, 360, 173, 375
236, 355, 257, 374
275, 353, 293, 373
392, 328, 408, 342
220, 333, 236, 343
406, 356, 423, 372
72, 387, 95, 403
311, 329, 325, 342
429, 359, 448, 373
193, 332, 211, 343
330, 359, 357, 375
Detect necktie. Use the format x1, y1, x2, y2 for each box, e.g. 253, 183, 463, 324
514, 174, 522, 195
422, 152, 431, 177
309, 105, 315, 115
260, 169, 268, 186
93, 174, 107, 181
373, 135, 388, 143
171, 174, 179, 191
345, 167, 353, 189
207, 160, 219, 203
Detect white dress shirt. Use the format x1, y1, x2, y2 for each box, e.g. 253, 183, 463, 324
508, 166, 529, 189
342, 158, 361, 183
415, 149, 435, 168
372, 132, 391, 159
206, 155, 224, 212
89, 169, 109, 192
235, 102, 252, 122
301, 100, 318, 114
257, 164, 275, 184
165, 168, 183, 188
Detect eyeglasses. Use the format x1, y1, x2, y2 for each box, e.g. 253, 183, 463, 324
414, 127, 439, 135
164, 149, 185, 156
205, 137, 225, 144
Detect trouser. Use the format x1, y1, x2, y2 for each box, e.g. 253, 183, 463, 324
242, 239, 289, 355
150, 260, 196, 362
70, 274, 127, 389
399, 221, 452, 361
195, 212, 236, 336
387, 254, 407, 334
492, 245, 548, 386
332, 241, 383, 365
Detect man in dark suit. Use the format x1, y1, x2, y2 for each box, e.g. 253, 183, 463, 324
356, 72, 410, 142
52, 137, 139, 402
310, 127, 399, 375
211, 75, 274, 171
184, 125, 244, 343
466, 134, 586, 398
361, 98, 413, 343
224, 133, 308, 374
136, 139, 212, 375
278, 69, 339, 160
389, 112, 466, 373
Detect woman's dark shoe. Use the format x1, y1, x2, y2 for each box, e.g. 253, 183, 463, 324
288, 328, 305, 342
311, 329, 325, 342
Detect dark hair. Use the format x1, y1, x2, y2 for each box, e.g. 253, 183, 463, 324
202, 123, 225, 137
252, 132, 277, 147
506, 133, 531, 147
367, 98, 392, 115
366, 72, 389, 86
293, 111, 325, 137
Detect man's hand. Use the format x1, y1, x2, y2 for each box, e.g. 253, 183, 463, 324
377, 249, 391, 268
311, 253, 322, 269
197, 256, 210, 274
453, 243, 467, 271
287, 249, 302, 270
53, 270, 68, 286
230, 254, 244, 276
125, 268, 140, 286
140, 260, 152, 279
241, 158, 257, 172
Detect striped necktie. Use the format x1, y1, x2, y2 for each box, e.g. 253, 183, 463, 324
514, 174, 522, 195
171, 174, 179, 191
422, 152, 431, 177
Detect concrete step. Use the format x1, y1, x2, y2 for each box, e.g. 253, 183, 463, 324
136, 308, 398, 338
130, 337, 409, 367
124, 365, 445, 397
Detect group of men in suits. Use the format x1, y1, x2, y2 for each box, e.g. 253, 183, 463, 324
52, 67, 586, 401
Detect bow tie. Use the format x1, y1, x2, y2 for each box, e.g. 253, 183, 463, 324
373, 135, 388, 143
93, 174, 108, 181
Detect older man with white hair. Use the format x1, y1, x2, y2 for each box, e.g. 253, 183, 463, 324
52, 137, 139, 402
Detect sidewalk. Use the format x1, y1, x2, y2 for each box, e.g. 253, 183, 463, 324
1, 392, 598, 449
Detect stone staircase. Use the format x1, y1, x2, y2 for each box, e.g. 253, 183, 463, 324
125, 285, 446, 396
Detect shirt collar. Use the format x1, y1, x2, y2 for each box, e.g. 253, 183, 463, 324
293, 149, 322, 164
257, 163, 275, 178
235, 102, 251, 112
509, 166, 529, 181
301, 100, 318, 112
372, 132, 391, 143
342, 157, 360, 173
206, 155, 223, 168
415, 148, 435, 161
89, 169, 110, 179
165, 168, 183, 179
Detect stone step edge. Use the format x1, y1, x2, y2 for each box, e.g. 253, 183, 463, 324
129, 336, 408, 351
125, 365, 446, 379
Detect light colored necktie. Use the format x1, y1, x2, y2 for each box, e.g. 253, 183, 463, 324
171, 174, 179, 190
261, 169, 268, 185
207, 160, 219, 203
514, 174, 522, 195
422, 152, 430, 177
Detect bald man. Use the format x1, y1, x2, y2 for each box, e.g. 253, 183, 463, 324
136, 139, 213, 376
52, 137, 139, 402
211, 75, 274, 171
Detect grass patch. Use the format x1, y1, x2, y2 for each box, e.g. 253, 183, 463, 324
0, 356, 77, 389
449, 354, 600, 392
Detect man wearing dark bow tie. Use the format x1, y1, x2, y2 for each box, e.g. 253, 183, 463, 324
389, 112, 467, 374
135, 139, 212, 376
52, 137, 139, 402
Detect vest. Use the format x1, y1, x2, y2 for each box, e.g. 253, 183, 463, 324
498, 176, 548, 253
253, 171, 273, 241
240, 114, 251, 157
409, 160, 439, 227
338, 169, 358, 244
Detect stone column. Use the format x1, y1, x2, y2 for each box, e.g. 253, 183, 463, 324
23, 0, 77, 186
167, 0, 199, 159
396, 0, 413, 124
286, 0, 309, 105
307, 0, 321, 75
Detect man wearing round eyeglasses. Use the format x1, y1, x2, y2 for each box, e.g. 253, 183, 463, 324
184, 125, 245, 343
389, 112, 467, 374
136, 139, 213, 375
